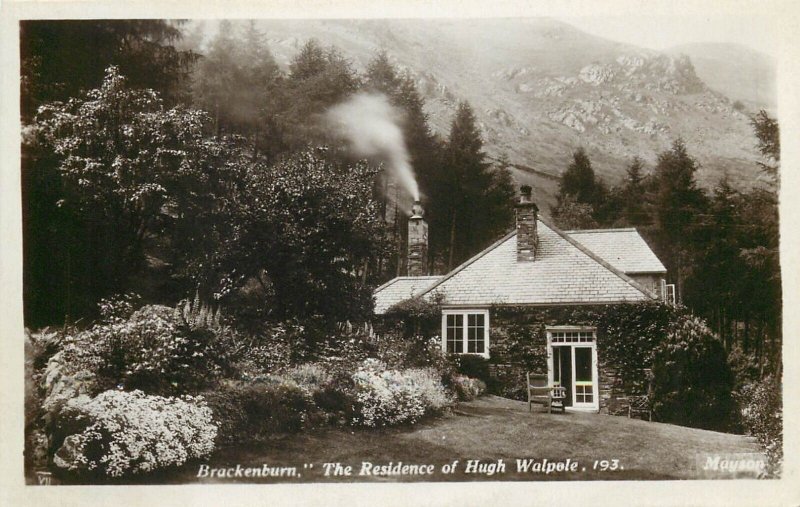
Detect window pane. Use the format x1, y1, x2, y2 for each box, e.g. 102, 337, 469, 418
575, 347, 592, 382
446, 314, 463, 353
466, 313, 485, 354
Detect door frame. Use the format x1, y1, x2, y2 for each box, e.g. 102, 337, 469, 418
546, 326, 599, 412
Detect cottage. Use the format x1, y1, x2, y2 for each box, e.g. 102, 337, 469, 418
374, 186, 670, 413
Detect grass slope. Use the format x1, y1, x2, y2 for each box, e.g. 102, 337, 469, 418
178, 396, 761, 483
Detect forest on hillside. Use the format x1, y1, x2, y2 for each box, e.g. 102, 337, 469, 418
21, 19, 780, 376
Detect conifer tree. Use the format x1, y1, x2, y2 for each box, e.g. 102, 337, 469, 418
435, 101, 513, 270
652, 139, 708, 302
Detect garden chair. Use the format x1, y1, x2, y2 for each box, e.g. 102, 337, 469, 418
527, 372, 566, 413
627, 394, 652, 421
627, 369, 653, 421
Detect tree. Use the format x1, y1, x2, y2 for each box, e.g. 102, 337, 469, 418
191, 21, 282, 157
742, 111, 780, 370
434, 101, 514, 270
551, 195, 599, 230
684, 176, 744, 349
277, 40, 360, 151
558, 148, 600, 205
201, 150, 388, 324
618, 157, 651, 226
364, 51, 401, 95
25, 67, 244, 325
652, 139, 708, 301
552, 148, 609, 226
20, 20, 196, 121
751, 109, 780, 185
192, 20, 239, 136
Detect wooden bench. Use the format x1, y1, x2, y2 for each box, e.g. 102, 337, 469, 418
527, 372, 566, 413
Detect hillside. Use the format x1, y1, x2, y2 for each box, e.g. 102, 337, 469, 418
668, 42, 776, 111
211, 18, 770, 207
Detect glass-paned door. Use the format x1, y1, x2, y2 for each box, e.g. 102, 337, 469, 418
573, 346, 594, 406
553, 346, 573, 407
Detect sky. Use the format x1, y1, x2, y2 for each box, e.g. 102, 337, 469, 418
558, 15, 779, 58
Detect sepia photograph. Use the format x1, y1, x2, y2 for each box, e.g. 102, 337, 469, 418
2, 1, 797, 504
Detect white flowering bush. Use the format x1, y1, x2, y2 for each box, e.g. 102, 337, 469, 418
54, 390, 216, 478
350, 359, 453, 427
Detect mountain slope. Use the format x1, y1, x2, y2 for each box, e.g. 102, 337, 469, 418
667, 42, 776, 110
245, 18, 767, 205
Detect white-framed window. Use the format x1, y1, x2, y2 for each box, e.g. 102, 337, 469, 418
546, 326, 599, 412
441, 309, 490, 358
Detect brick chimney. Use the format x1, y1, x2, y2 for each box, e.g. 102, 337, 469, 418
516, 185, 538, 262
408, 200, 428, 276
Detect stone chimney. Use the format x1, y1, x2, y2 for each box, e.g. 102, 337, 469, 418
516, 185, 539, 262
407, 200, 428, 276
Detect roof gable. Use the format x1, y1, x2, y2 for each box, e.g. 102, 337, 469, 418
565, 228, 666, 274
417, 218, 654, 307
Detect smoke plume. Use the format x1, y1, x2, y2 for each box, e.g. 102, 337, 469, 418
326, 93, 420, 201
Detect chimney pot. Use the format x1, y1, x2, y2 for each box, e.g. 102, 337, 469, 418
411, 199, 424, 219
520, 185, 533, 202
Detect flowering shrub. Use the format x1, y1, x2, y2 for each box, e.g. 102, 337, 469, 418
739, 374, 782, 476
55, 304, 229, 395
53, 390, 216, 478
350, 359, 453, 427
451, 375, 487, 401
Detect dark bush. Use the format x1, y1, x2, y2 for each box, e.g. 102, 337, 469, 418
312, 384, 357, 424
455, 355, 491, 385
651, 315, 737, 431
597, 301, 678, 393
201, 379, 320, 445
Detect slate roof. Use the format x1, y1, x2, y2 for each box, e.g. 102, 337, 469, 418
565, 228, 666, 274
413, 218, 654, 308
373, 276, 441, 314
373, 219, 661, 313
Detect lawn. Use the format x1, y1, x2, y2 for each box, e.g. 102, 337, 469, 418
170, 396, 763, 483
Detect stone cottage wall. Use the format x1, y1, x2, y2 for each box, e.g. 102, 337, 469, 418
488, 305, 633, 415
